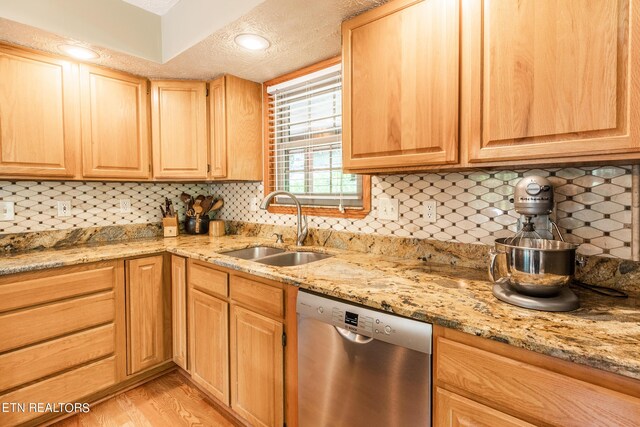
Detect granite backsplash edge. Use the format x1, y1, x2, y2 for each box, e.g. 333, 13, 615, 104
1, 221, 638, 293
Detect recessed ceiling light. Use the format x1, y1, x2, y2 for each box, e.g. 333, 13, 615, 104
234, 34, 270, 51
58, 44, 99, 60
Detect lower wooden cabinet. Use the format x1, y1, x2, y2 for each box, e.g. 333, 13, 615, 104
184, 260, 288, 427
171, 255, 188, 370
434, 326, 640, 427
126, 255, 171, 375
435, 388, 533, 427
230, 305, 284, 427
190, 288, 230, 404
0, 261, 125, 426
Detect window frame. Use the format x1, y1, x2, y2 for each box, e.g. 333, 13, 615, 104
263, 56, 371, 219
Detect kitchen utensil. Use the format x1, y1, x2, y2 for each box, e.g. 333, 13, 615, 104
490, 237, 580, 297
180, 193, 191, 206
160, 206, 166, 217
200, 196, 214, 214
210, 198, 224, 212
185, 215, 210, 234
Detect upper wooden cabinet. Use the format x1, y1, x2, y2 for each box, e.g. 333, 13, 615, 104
0, 45, 79, 178
342, 0, 460, 172
79, 65, 150, 179
208, 75, 262, 180
151, 80, 208, 179
462, 0, 640, 164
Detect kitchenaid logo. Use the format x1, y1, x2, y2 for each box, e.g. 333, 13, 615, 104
1, 402, 90, 414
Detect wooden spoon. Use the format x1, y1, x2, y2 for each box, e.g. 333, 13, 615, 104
210, 199, 224, 212
200, 196, 214, 215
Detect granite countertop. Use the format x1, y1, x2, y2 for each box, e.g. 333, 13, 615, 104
1, 235, 638, 382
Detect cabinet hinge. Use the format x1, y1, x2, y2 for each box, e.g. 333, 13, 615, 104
206, 88, 209, 97
207, 164, 211, 173
146, 80, 150, 95
282, 332, 287, 347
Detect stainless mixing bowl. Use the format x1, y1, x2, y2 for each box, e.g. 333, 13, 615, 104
489, 238, 580, 297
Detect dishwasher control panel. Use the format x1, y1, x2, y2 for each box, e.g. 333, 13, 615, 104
297, 290, 432, 354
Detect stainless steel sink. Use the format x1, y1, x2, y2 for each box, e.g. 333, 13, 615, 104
256, 251, 332, 267
221, 246, 285, 260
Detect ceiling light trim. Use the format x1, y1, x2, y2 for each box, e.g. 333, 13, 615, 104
234, 33, 270, 51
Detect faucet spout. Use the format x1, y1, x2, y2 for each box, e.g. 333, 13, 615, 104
260, 191, 308, 246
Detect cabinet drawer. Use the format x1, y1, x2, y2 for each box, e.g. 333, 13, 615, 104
436, 337, 640, 427
0, 261, 118, 313
0, 356, 117, 426
188, 259, 228, 298
0, 292, 115, 353
0, 324, 114, 392
436, 387, 533, 427
230, 276, 283, 318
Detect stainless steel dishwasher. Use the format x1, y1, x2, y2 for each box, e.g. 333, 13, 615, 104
297, 290, 432, 427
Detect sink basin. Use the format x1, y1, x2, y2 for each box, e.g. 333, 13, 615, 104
221, 246, 285, 260
256, 251, 332, 267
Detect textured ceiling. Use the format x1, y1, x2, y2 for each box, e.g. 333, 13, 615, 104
123, 0, 181, 15
0, 0, 387, 82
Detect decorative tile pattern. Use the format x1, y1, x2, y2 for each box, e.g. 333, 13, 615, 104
0, 165, 634, 260
210, 166, 634, 259
0, 181, 209, 234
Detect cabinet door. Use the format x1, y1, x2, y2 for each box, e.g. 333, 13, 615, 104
435, 388, 534, 427
171, 255, 188, 370
209, 76, 227, 179
230, 305, 283, 427
189, 289, 229, 404
151, 81, 208, 179
208, 75, 262, 180
0, 46, 79, 177
342, 0, 459, 171
126, 255, 169, 375
463, 0, 640, 163
79, 65, 150, 179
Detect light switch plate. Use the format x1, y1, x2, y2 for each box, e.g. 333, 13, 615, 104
57, 200, 71, 217
250, 197, 260, 212
378, 198, 399, 221
0, 201, 15, 221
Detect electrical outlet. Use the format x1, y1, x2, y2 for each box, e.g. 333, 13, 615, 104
250, 197, 260, 212
423, 200, 437, 223
378, 198, 399, 221
0, 201, 15, 221
57, 200, 71, 217
119, 199, 132, 213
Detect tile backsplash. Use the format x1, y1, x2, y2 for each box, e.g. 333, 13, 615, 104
0, 181, 209, 234
211, 166, 636, 259
0, 165, 635, 260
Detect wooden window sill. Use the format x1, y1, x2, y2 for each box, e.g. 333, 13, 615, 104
266, 204, 370, 219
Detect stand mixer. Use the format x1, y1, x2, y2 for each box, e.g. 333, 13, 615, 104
490, 176, 581, 312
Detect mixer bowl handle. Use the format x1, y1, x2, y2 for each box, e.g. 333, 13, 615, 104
488, 248, 506, 283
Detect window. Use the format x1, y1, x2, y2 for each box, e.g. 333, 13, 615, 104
264, 57, 370, 218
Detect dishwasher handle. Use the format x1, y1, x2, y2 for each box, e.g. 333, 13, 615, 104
335, 326, 374, 344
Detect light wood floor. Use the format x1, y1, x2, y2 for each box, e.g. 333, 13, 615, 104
53, 372, 239, 427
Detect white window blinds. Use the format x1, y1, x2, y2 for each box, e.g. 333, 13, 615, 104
266, 64, 362, 208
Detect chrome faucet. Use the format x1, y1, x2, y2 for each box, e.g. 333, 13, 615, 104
260, 191, 308, 246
